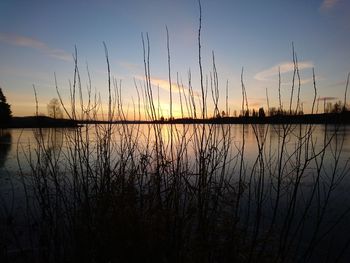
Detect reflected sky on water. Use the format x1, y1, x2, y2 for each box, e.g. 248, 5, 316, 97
0, 130, 12, 169
1, 124, 349, 174
0, 124, 350, 260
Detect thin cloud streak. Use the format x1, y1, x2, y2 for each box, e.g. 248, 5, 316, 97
317, 96, 338, 101
0, 33, 71, 61
149, 77, 182, 93
135, 75, 201, 98
150, 77, 202, 98
254, 61, 314, 81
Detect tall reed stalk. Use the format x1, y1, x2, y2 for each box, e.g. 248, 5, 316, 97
1, 2, 350, 262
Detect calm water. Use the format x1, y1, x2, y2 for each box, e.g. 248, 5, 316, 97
1, 124, 350, 261
1, 124, 349, 176
1, 124, 350, 203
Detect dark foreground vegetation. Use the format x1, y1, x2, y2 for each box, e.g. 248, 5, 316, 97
1, 2, 350, 263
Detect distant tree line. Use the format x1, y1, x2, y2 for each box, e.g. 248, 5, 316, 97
47, 98, 63, 119
157, 100, 349, 121
324, 100, 348, 114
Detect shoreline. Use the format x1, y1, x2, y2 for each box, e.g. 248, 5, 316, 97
1, 111, 349, 128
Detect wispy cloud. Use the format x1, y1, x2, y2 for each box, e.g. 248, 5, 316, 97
136, 75, 185, 93
134, 75, 202, 99
0, 33, 71, 61
254, 61, 314, 81
321, 0, 339, 10
248, 101, 266, 108
317, 96, 338, 101
149, 77, 182, 93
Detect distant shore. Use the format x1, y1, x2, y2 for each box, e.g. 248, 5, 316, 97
1, 111, 349, 129
0, 116, 78, 128
63, 111, 350, 125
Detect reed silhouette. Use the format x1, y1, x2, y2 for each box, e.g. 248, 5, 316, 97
1, 1, 350, 262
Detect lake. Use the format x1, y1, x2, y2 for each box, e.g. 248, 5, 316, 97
1, 123, 350, 262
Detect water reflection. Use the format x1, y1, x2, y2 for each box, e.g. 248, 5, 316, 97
33, 128, 64, 165
0, 129, 12, 168
1, 124, 350, 261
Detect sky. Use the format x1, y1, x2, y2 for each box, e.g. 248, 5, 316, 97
0, 0, 350, 119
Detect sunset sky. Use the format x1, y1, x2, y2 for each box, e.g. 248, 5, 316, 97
1, 0, 349, 118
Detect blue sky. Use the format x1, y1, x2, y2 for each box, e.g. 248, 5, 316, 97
0, 0, 349, 118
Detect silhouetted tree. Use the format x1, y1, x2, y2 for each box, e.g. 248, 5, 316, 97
331, 101, 342, 113
325, 102, 332, 113
258, 107, 265, 118
47, 98, 63, 119
0, 88, 12, 124
252, 109, 258, 117
269, 107, 277, 116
